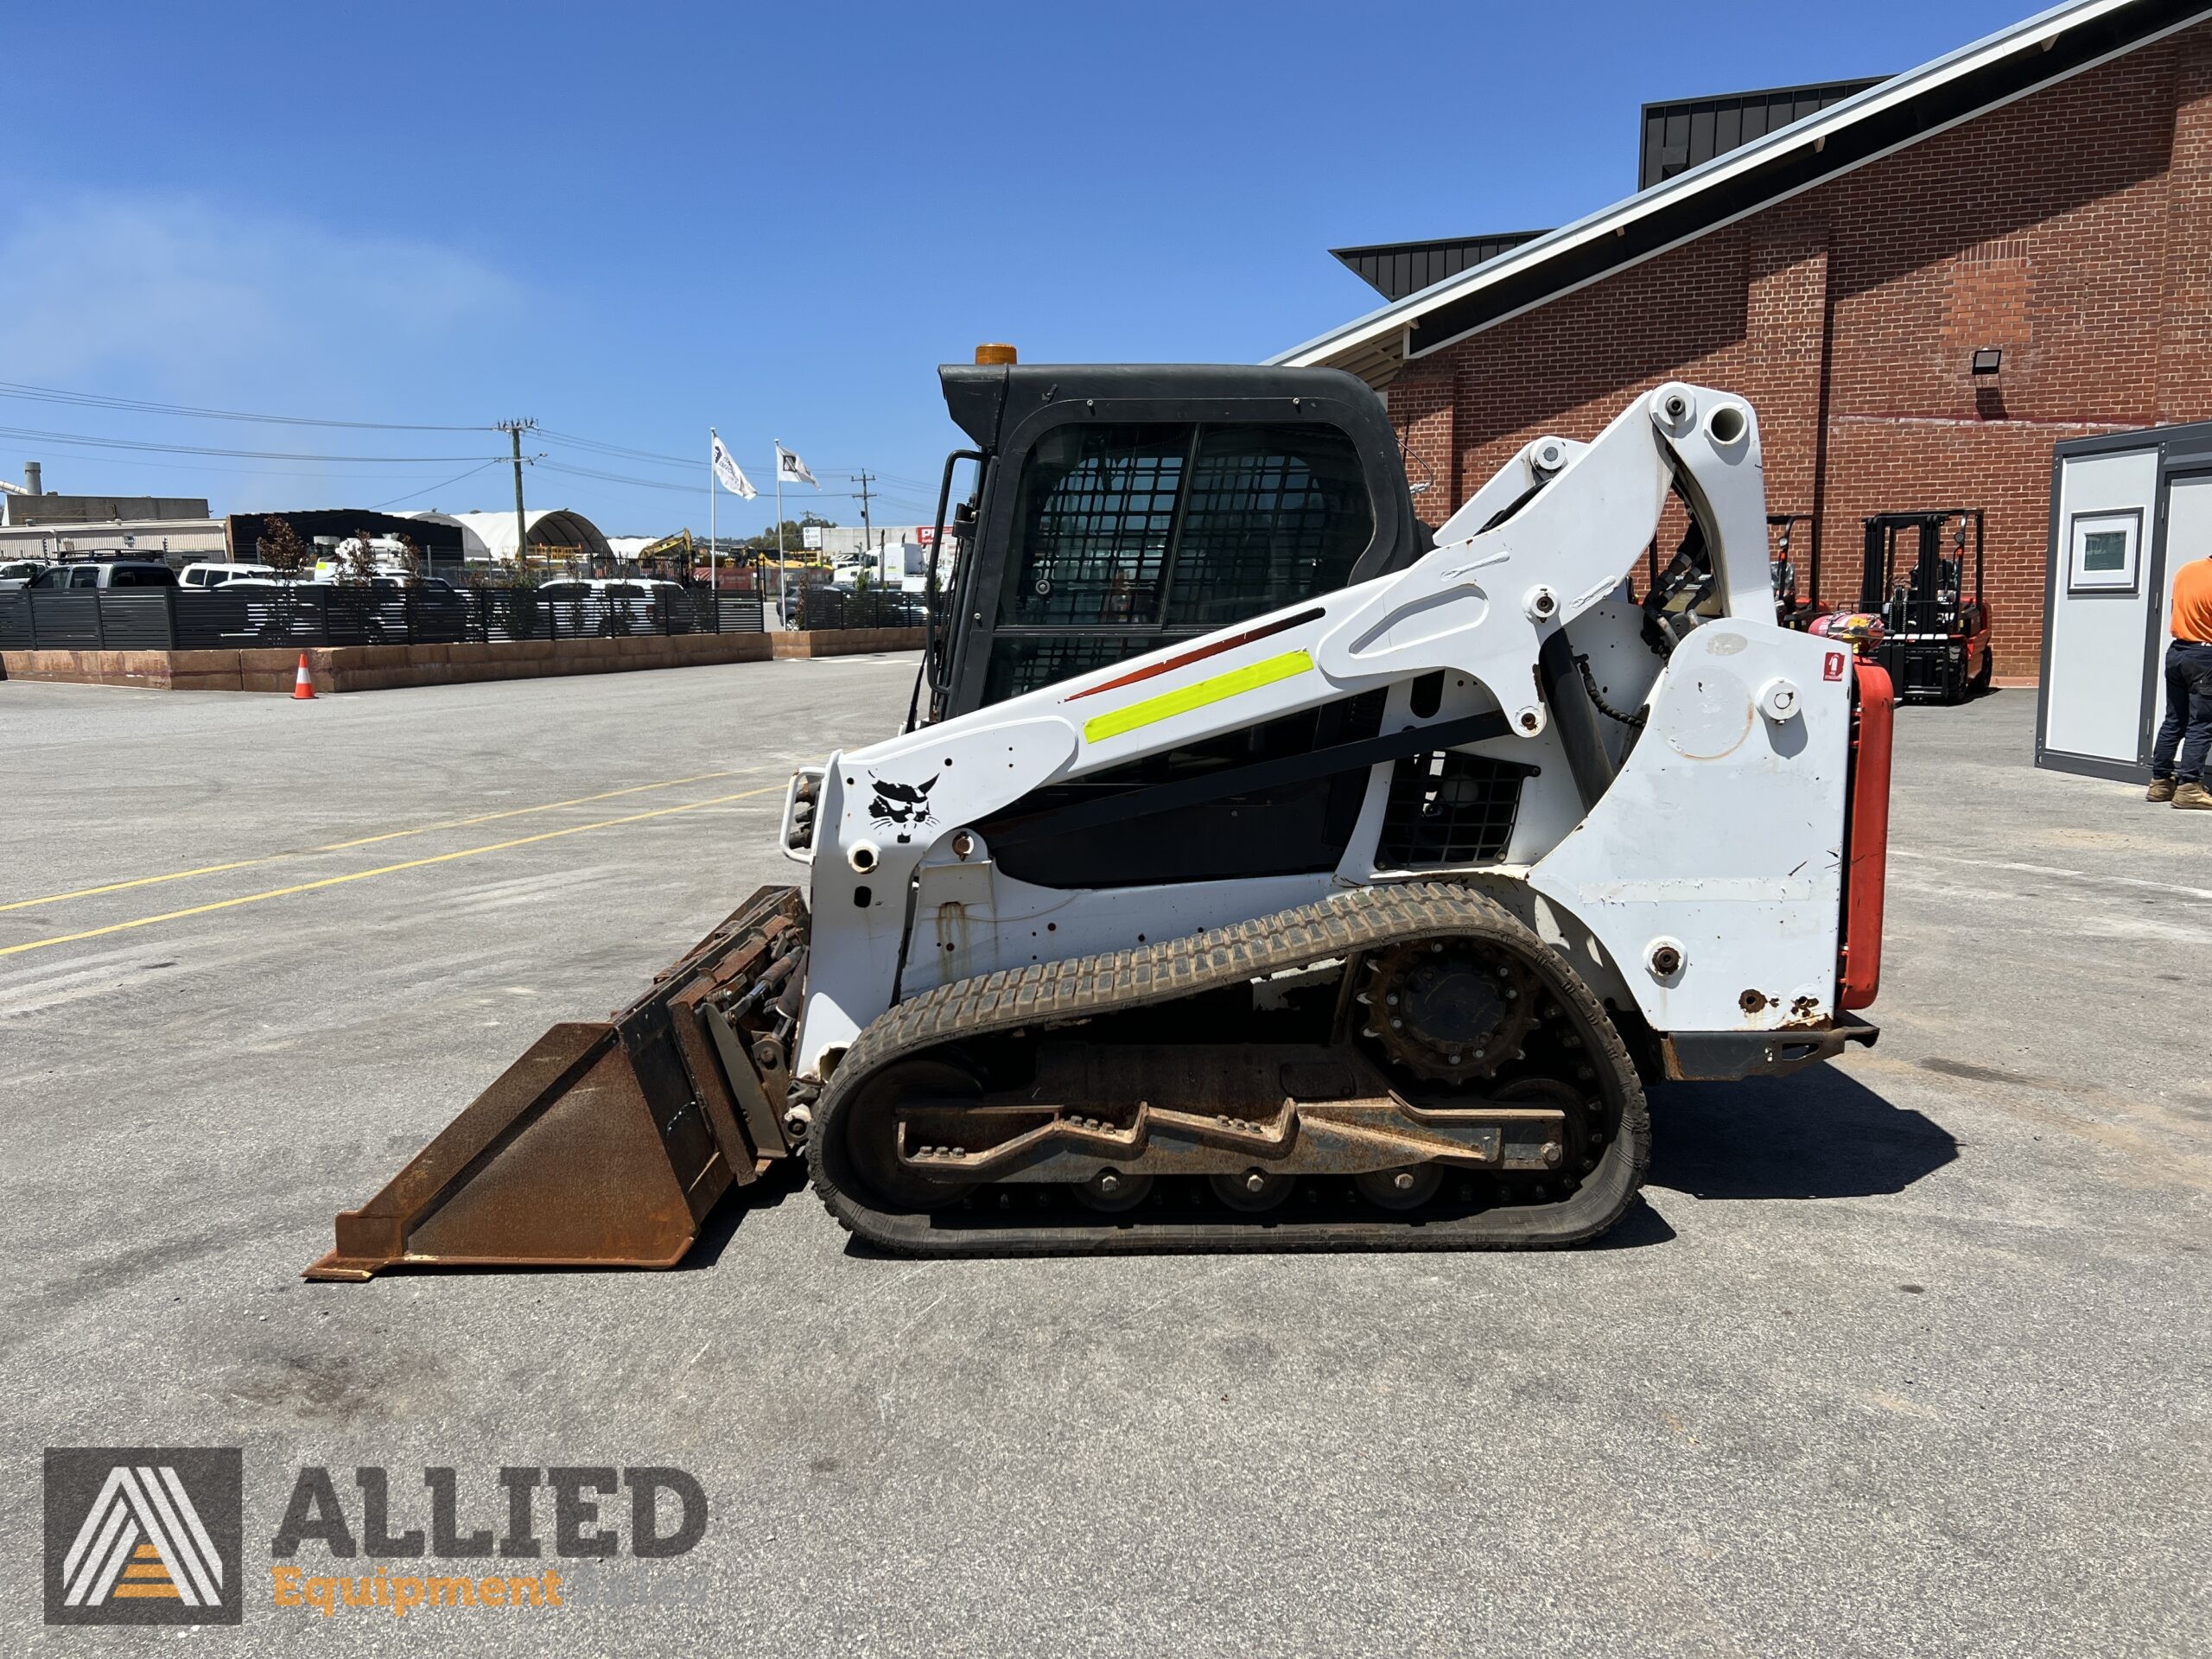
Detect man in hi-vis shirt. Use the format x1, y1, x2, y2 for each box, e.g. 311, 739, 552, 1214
2150, 550, 2212, 809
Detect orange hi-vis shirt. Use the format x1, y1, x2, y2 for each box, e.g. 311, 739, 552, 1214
2177, 557, 2212, 644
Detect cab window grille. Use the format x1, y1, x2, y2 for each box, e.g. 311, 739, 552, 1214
982, 632, 1163, 703
1164, 424, 1371, 628
1003, 424, 1188, 627
1376, 751, 1533, 867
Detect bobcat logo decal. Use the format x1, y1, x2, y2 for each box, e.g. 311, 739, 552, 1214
868, 774, 939, 829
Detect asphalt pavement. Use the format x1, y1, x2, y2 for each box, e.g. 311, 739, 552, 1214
2, 664, 2205, 1656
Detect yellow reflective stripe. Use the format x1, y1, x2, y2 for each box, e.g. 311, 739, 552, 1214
1082, 650, 1314, 744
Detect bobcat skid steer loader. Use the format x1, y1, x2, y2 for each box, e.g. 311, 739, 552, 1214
308, 358, 1889, 1275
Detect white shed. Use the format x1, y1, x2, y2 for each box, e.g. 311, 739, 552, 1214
406, 508, 612, 567
2037, 421, 2212, 781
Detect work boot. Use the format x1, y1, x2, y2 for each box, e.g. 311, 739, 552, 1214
2149, 777, 2177, 802
2174, 781, 2212, 810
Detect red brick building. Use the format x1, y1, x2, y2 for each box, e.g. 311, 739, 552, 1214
1278, 0, 2212, 679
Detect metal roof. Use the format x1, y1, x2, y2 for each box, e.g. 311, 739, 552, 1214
409, 508, 612, 563
1274, 0, 2212, 386
1331, 232, 1549, 302
1639, 78, 1888, 189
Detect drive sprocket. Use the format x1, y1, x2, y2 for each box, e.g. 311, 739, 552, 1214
1358, 939, 1539, 1084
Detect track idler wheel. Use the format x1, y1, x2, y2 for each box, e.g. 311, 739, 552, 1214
1209, 1168, 1294, 1212
1072, 1168, 1153, 1213
1354, 1165, 1444, 1211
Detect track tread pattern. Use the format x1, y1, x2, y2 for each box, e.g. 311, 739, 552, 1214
808, 881, 1650, 1255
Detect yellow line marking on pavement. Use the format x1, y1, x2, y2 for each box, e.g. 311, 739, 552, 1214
0, 769, 752, 913
0, 785, 783, 958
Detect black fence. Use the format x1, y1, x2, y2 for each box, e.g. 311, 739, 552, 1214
791, 586, 929, 631
0, 588, 766, 652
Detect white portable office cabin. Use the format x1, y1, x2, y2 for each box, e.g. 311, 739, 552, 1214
2037, 421, 2212, 782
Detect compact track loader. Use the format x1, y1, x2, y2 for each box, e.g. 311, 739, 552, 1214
308, 359, 1890, 1276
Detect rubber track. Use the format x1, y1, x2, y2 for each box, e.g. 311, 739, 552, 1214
807, 880, 1651, 1255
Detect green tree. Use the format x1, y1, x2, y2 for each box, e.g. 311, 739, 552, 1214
742, 512, 836, 556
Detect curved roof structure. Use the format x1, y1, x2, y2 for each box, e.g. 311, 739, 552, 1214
407, 507, 611, 564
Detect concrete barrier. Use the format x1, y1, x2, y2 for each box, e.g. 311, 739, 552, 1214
1, 631, 776, 693
771, 626, 927, 658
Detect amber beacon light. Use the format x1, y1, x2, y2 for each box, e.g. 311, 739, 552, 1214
974, 342, 1018, 365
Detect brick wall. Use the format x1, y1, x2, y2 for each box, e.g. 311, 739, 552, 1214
1395, 21, 2212, 675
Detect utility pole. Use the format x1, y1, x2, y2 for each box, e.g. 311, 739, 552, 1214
855, 468, 874, 545
498, 418, 537, 571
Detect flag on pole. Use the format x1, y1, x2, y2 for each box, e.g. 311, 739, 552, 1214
775, 443, 818, 488
710, 429, 757, 499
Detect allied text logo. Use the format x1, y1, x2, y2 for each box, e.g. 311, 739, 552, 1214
44, 1447, 244, 1626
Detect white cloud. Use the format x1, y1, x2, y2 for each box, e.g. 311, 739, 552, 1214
0, 193, 512, 397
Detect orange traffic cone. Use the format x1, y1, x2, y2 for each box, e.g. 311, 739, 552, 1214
292, 652, 317, 700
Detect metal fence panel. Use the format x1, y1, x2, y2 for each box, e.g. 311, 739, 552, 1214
96, 593, 176, 647
413, 591, 471, 644
715, 595, 766, 632
0, 591, 30, 649
174, 591, 257, 648
26, 592, 104, 647
796, 586, 927, 631
2, 583, 772, 651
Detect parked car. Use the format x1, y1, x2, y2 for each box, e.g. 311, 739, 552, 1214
0, 559, 49, 589
180, 561, 277, 589
28, 561, 178, 589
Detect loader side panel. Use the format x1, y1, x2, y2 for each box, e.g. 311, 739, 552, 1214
1525, 619, 1853, 1037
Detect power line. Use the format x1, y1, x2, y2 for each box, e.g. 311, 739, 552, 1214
0, 379, 497, 432
371, 459, 508, 511
535, 458, 885, 505
536, 426, 881, 480
537, 460, 703, 495
0, 377, 940, 515
0, 423, 502, 463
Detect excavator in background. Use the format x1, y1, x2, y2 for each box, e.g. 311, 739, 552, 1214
307, 353, 1891, 1274
633, 528, 694, 578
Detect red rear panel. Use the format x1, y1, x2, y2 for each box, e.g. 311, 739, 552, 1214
1838, 662, 1893, 1010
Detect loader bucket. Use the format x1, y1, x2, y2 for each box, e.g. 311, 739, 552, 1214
305, 886, 807, 1281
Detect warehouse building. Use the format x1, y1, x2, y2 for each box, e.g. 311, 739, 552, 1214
226, 510, 467, 574
1278, 0, 2212, 678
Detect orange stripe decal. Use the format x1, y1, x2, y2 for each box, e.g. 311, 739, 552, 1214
1062, 607, 1324, 701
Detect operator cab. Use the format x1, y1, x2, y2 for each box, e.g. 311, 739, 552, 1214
914, 351, 1431, 727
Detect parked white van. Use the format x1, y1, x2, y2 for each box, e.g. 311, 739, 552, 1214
180, 561, 278, 589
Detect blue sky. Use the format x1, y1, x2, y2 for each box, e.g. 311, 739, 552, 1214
1, 0, 2034, 536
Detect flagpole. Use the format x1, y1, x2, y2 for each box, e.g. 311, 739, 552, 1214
708, 431, 716, 594
774, 441, 785, 608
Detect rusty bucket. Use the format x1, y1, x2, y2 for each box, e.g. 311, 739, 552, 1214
305, 886, 805, 1281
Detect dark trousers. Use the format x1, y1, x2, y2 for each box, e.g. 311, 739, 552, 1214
2152, 639, 2212, 783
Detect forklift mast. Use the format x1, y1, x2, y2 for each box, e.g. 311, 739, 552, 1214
1859, 509, 1992, 703
915, 361, 1430, 727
